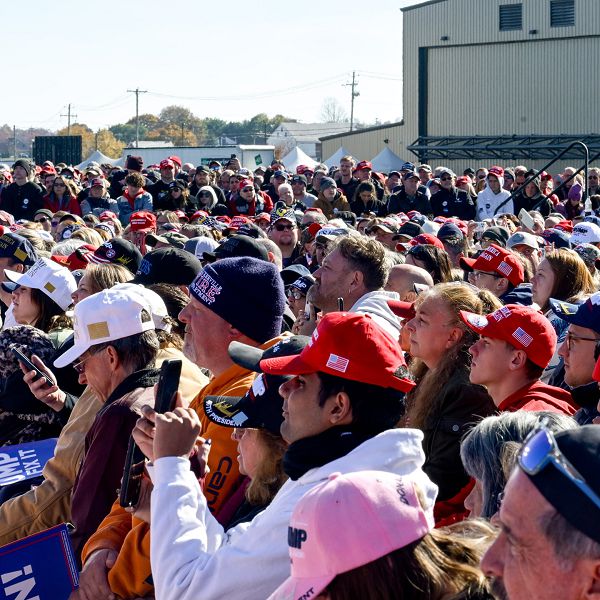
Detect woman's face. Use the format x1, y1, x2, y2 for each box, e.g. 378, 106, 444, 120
525, 182, 538, 197
53, 179, 67, 196
404, 296, 462, 369
232, 428, 266, 479
12, 286, 41, 325
531, 259, 556, 307
72, 272, 93, 305
359, 190, 372, 202
287, 288, 306, 318
464, 478, 484, 517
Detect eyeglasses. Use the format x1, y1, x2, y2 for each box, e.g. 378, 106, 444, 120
287, 289, 304, 300
565, 330, 600, 352
241, 187, 254, 193
72, 346, 105, 373
473, 270, 502, 279
35, 216, 50, 223
198, 192, 212, 198
274, 223, 295, 231
589, 175, 599, 180
519, 424, 600, 511
440, 176, 453, 181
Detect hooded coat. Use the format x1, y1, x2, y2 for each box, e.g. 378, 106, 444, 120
476, 175, 513, 219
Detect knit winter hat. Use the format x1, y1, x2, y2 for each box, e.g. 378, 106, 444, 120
189, 257, 285, 343
0, 325, 55, 379
12, 159, 32, 177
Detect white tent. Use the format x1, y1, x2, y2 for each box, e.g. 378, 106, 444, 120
323, 146, 351, 167
371, 146, 406, 173
280, 146, 317, 172
77, 150, 120, 170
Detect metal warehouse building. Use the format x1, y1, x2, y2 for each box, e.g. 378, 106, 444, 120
321, 0, 600, 172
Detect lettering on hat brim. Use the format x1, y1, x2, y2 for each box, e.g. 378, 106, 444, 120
88, 321, 110, 340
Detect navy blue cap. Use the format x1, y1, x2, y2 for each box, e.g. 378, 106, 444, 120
437, 222, 464, 240
550, 293, 600, 334
542, 229, 571, 249
400, 162, 415, 171
0, 232, 38, 266
281, 264, 311, 286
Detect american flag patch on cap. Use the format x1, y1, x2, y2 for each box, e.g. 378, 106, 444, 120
512, 327, 533, 347
497, 261, 513, 277
326, 353, 349, 373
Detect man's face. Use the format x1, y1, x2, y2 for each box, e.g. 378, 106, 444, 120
481, 469, 588, 600
339, 160, 353, 176
273, 176, 285, 192
34, 214, 52, 232
404, 176, 419, 195
439, 173, 454, 190
356, 168, 370, 182
469, 336, 515, 391
195, 171, 209, 186
372, 227, 396, 250
178, 296, 229, 370
220, 174, 230, 191
558, 324, 600, 388
418, 169, 431, 184
89, 185, 103, 199
515, 171, 527, 185
504, 176, 514, 191
322, 186, 337, 201
13, 166, 28, 185
44, 175, 56, 192
278, 372, 334, 444
269, 218, 298, 250
472, 270, 504, 296
161, 167, 174, 182
312, 248, 353, 312
488, 175, 501, 193
278, 186, 294, 205
291, 181, 306, 197
386, 174, 400, 191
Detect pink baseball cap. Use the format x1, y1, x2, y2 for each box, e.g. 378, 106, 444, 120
268, 470, 435, 600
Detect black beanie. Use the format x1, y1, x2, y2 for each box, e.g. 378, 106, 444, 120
189, 257, 285, 343
126, 155, 144, 172
12, 159, 32, 177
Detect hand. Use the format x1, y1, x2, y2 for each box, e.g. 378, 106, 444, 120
153, 407, 202, 460
77, 548, 118, 600
20, 354, 65, 412
133, 406, 157, 462
293, 305, 317, 336
126, 473, 153, 523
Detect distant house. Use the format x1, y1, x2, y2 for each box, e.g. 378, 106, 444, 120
267, 122, 350, 161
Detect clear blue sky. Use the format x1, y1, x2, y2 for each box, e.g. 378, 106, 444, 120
1, 0, 420, 131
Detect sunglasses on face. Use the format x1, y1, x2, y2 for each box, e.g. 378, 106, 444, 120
440, 176, 453, 181
287, 289, 305, 300
198, 192, 212, 198
35, 216, 50, 223
241, 187, 254, 193
274, 223, 295, 231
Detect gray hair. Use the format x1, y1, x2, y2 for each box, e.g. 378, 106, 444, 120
51, 238, 87, 256
255, 238, 282, 270
460, 411, 577, 518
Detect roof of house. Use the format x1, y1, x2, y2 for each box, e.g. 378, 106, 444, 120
269, 122, 350, 143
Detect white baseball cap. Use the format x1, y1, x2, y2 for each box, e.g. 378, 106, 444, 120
571, 222, 600, 246
193, 236, 219, 259
54, 288, 155, 368
507, 231, 539, 250
5, 257, 77, 310
111, 283, 171, 332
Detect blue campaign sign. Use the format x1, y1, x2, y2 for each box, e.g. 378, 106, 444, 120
0, 439, 57, 486
0, 523, 78, 599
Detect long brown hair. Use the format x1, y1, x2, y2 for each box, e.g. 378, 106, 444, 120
245, 429, 287, 506
322, 519, 496, 600
405, 284, 490, 429
542, 249, 595, 310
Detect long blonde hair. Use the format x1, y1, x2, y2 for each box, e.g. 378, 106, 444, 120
406, 283, 496, 429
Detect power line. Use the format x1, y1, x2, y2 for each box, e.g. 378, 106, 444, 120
60, 104, 77, 135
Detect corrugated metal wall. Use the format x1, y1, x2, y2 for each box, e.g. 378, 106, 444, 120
322, 0, 600, 174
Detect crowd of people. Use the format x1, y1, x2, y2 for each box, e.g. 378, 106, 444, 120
0, 152, 599, 599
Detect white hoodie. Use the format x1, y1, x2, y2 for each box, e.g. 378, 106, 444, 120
149, 428, 437, 600
350, 290, 401, 340
476, 175, 513, 220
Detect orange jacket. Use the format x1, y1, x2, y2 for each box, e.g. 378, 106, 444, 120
82, 335, 287, 599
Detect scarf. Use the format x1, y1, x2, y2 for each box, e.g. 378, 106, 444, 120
283, 426, 371, 481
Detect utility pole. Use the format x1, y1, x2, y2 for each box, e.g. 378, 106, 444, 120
60, 104, 77, 136
180, 121, 185, 146
343, 71, 360, 132
95, 131, 99, 150
127, 88, 147, 148
13, 126, 17, 160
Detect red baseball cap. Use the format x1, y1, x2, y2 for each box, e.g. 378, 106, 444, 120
260, 312, 415, 392
460, 244, 524, 286
41, 166, 57, 175
238, 179, 254, 190
228, 215, 251, 230
90, 177, 104, 188
410, 233, 444, 249
254, 212, 271, 224
387, 300, 416, 321
554, 220, 574, 234
99, 210, 118, 222
460, 304, 557, 368
191, 210, 209, 221
168, 155, 182, 168
173, 210, 188, 222
51, 244, 97, 272
355, 161, 372, 171
216, 215, 231, 224
488, 166, 504, 178
455, 176, 471, 186
130, 211, 157, 232
159, 159, 175, 170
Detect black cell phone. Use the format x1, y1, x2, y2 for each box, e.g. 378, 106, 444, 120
11, 346, 53, 386
119, 359, 182, 509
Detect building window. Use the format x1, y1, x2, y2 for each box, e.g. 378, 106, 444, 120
551, 0, 575, 27
499, 4, 522, 31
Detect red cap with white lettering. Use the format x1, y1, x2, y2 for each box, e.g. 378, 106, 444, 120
460, 243, 524, 286
260, 312, 414, 392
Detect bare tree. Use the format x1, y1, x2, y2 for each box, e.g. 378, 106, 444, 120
320, 98, 349, 123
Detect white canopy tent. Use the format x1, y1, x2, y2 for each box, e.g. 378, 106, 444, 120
77, 150, 121, 170
371, 146, 406, 173
280, 146, 317, 172
323, 146, 351, 167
